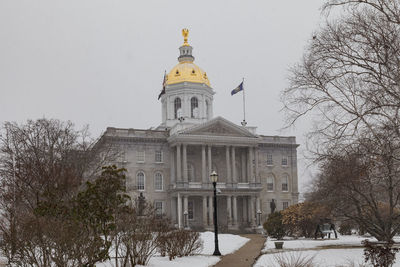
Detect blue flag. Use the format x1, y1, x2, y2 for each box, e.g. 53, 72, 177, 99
231, 82, 243, 95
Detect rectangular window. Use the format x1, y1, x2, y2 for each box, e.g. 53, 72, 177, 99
154, 173, 163, 191
155, 150, 163, 163
267, 176, 274, 191
137, 151, 145, 163
282, 183, 288, 192
282, 201, 289, 210
155, 201, 164, 216
282, 174, 289, 192
188, 201, 194, 220
267, 182, 274, 191
282, 156, 288, 166
266, 154, 273, 166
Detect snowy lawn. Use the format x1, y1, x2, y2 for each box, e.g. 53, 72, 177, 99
262, 235, 378, 252
97, 231, 249, 267
256, 248, 369, 267
256, 234, 400, 267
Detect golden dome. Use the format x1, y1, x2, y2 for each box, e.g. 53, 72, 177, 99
166, 62, 210, 87
165, 29, 211, 87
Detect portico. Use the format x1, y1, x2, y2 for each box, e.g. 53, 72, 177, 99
171, 191, 262, 230
167, 117, 263, 230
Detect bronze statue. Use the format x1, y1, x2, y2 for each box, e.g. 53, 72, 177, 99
138, 192, 146, 216
270, 199, 276, 213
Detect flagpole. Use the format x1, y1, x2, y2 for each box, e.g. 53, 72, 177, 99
241, 78, 247, 126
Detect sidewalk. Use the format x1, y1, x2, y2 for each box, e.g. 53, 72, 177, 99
213, 234, 266, 267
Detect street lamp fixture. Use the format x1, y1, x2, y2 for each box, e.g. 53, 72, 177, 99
210, 170, 218, 183
210, 170, 221, 256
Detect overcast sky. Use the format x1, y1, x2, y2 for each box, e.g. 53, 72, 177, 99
0, 0, 328, 194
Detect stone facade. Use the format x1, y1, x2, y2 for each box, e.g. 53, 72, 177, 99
100, 117, 299, 231
97, 31, 299, 232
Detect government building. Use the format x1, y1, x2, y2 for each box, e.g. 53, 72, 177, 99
99, 29, 299, 232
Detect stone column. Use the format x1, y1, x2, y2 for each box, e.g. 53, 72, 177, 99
249, 196, 255, 226
248, 147, 254, 183
202, 145, 207, 184
208, 195, 213, 226
208, 145, 212, 175
170, 148, 175, 184
184, 196, 188, 214
226, 146, 231, 184
184, 196, 188, 227
177, 145, 182, 182
256, 196, 261, 225
171, 198, 177, 224
243, 196, 248, 223
247, 148, 250, 183
226, 195, 232, 225
177, 193, 182, 228
202, 196, 208, 227
255, 147, 259, 184
231, 146, 237, 183
241, 151, 246, 182
182, 95, 187, 117
232, 196, 238, 226
202, 95, 206, 119
183, 144, 188, 183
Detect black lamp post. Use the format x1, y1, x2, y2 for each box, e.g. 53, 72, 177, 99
210, 171, 221, 256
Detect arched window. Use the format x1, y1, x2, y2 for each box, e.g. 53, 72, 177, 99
191, 97, 198, 118
282, 174, 289, 192
137, 171, 145, 191
154, 172, 163, 191
188, 163, 195, 182
174, 98, 181, 119
267, 175, 274, 191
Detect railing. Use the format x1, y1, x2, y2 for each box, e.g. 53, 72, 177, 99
169, 182, 262, 190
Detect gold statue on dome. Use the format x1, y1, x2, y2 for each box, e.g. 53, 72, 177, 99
182, 28, 189, 46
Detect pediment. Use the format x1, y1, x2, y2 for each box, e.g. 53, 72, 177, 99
180, 117, 257, 138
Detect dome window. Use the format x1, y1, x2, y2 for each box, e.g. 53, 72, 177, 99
191, 69, 196, 75
174, 97, 182, 119
191, 97, 198, 118
175, 70, 180, 76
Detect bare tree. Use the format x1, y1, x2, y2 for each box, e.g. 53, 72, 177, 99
283, 5, 400, 150
0, 119, 121, 266
114, 202, 170, 267
308, 129, 400, 242
282, 0, 400, 244
323, 0, 400, 25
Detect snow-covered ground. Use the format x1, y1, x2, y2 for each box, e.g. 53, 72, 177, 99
97, 231, 249, 267
262, 235, 376, 252
256, 249, 370, 267
256, 234, 400, 267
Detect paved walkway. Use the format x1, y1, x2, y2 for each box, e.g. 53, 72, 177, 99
213, 234, 266, 267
